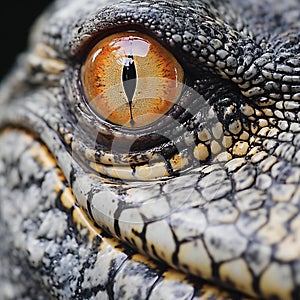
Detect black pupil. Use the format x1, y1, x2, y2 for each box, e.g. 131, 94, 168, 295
122, 54, 137, 125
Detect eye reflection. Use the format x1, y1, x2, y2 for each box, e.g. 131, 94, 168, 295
82, 32, 184, 128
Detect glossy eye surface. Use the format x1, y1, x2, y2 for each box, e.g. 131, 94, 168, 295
82, 32, 184, 128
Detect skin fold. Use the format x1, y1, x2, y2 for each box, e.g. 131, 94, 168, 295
0, 0, 300, 299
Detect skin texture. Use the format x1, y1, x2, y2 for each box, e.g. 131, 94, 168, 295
0, 0, 300, 299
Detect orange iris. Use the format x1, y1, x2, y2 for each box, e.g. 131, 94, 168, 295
82, 32, 184, 128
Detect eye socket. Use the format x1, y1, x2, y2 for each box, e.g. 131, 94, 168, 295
81, 32, 184, 128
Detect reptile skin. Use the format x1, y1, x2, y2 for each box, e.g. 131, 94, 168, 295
0, 0, 300, 299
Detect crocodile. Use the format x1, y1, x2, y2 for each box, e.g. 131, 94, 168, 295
0, 0, 300, 299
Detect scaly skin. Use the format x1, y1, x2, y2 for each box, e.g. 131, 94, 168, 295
0, 0, 300, 299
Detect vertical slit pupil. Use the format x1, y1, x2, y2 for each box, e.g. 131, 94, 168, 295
122, 54, 137, 125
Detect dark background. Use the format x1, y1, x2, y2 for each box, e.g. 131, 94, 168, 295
0, 1, 53, 81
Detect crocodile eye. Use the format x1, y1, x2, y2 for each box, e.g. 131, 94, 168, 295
82, 32, 184, 128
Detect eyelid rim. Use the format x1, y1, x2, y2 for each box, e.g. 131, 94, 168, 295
65, 28, 199, 137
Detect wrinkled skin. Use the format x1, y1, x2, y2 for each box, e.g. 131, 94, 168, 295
0, 0, 300, 299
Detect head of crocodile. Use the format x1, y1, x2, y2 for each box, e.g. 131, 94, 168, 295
0, 0, 300, 299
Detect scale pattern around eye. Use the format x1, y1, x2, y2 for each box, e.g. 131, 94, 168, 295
82, 32, 184, 128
